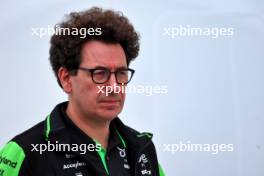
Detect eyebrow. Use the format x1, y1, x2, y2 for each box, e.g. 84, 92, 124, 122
93, 65, 128, 70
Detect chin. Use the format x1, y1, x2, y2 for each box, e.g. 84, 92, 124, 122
98, 109, 121, 121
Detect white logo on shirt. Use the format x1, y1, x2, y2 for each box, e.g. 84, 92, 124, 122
117, 147, 126, 158
63, 161, 86, 170
138, 154, 148, 164
75, 172, 83, 176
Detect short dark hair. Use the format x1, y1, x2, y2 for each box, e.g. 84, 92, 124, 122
49, 7, 140, 87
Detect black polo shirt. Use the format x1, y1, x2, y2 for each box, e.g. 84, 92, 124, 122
60, 103, 131, 176
0, 101, 163, 176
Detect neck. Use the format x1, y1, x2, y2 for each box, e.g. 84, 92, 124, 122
66, 101, 110, 149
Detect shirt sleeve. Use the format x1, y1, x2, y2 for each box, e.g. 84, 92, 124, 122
0, 141, 29, 176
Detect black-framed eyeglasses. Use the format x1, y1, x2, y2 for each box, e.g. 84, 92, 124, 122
78, 67, 135, 84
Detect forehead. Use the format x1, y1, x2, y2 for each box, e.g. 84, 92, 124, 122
80, 40, 127, 68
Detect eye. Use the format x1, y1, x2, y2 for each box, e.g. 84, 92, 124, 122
94, 69, 107, 76
93, 69, 109, 80
118, 70, 128, 76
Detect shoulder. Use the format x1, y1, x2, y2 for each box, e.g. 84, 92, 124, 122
1, 120, 45, 156
0, 121, 45, 176
13, 121, 45, 150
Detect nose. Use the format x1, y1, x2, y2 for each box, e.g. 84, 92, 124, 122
103, 73, 119, 96
107, 72, 118, 87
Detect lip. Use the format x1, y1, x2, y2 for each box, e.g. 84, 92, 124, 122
99, 100, 120, 108
100, 100, 120, 104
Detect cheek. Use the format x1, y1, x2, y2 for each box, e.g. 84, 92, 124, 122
80, 85, 101, 107
73, 80, 98, 102
119, 92, 126, 107
120, 92, 126, 101
89, 85, 100, 99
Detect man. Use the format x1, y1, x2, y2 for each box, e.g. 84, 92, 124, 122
0, 7, 165, 176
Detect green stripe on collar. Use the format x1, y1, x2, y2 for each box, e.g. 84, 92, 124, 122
116, 130, 127, 148
136, 132, 153, 139
45, 114, 51, 141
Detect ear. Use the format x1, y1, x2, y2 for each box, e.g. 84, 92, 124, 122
57, 67, 72, 93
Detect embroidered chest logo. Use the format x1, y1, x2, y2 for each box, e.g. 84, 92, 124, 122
75, 172, 83, 176
63, 161, 86, 170
138, 154, 152, 175
117, 147, 130, 170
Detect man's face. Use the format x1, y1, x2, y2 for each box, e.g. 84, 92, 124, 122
68, 40, 127, 121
